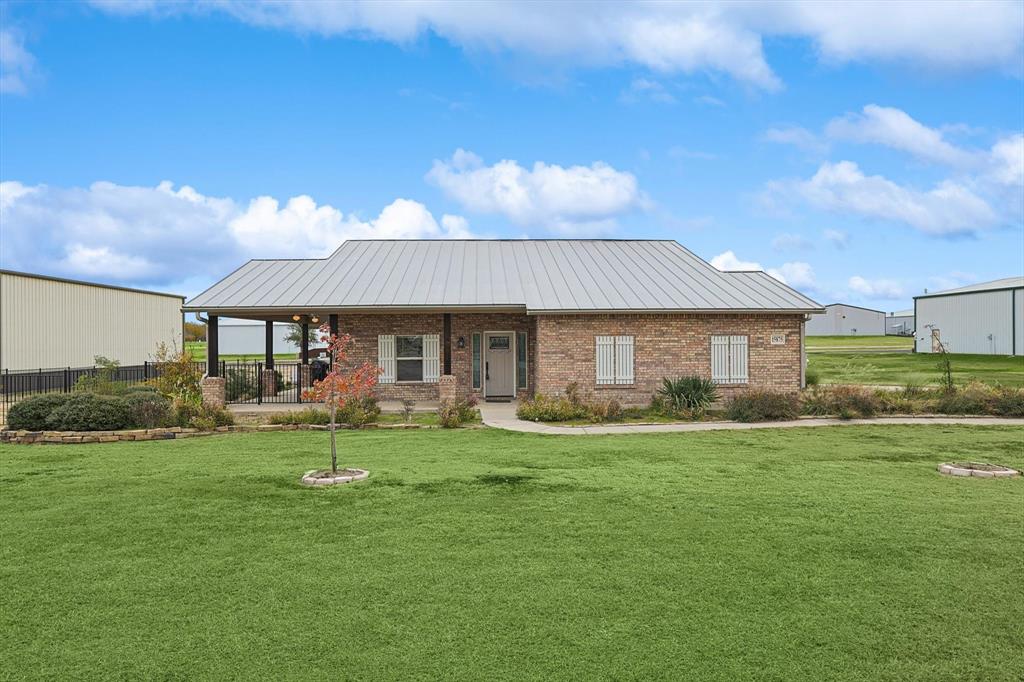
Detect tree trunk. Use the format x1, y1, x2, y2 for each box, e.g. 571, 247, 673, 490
329, 400, 338, 473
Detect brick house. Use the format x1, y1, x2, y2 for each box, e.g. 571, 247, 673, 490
184, 240, 823, 406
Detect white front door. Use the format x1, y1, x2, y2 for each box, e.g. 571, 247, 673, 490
484, 332, 515, 397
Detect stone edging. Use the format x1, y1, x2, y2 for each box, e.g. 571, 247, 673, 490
1, 427, 215, 445
300, 468, 369, 486
937, 463, 1019, 478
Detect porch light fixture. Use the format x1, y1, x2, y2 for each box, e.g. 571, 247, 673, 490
292, 315, 301, 322
311, 316, 320, 324
457, 336, 466, 349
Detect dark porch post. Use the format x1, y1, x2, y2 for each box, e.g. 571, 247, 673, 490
264, 321, 275, 369
329, 314, 339, 368
207, 315, 219, 377
443, 313, 452, 375
300, 323, 309, 364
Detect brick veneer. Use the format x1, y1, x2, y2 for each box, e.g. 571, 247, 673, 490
534, 313, 805, 404
331, 311, 803, 404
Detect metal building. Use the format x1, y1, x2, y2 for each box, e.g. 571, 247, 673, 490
885, 309, 915, 336
914, 277, 1024, 355
218, 319, 301, 356
805, 303, 886, 336
0, 270, 184, 370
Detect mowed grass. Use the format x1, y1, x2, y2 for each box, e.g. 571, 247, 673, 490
2, 427, 1023, 680
806, 335, 913, 350
184, 341, 299, 363
809, 351, 1024, 387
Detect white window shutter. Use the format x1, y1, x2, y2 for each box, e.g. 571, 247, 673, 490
711, 335, 729, 383
423, 334, 440, 383
615, 335, 634, 384
595, 336, 615, 385
730, 335, 748, 384
378, 335, 396, 384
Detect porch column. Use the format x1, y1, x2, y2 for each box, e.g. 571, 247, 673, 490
443, 313, 452, 375
299, 322, 311, 389
201, 314, 225, 408
262, 320, 277, 397
329, 314, 339, 368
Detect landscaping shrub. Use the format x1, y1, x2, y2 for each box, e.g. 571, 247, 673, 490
826, 385, 880, 418
587, 398, 623, 423
149, 343, 203, 406
7, 393, 73, 430
335, 396, 381, 427
991, 386, 1024, 417
804, 366, 820, 386
124, 391, 174, 428
74, 356, 129, 395
875, 391, 917, 415
269, 408, 331, 425
726, 390, 800, 422
438, 397, 479, 428
45, 393, 131, 431
933, 382, 995, 415
516, 393, 589, 422
799, 387, 832, 417
658, 376, 719, 417
173, 401, 234, 430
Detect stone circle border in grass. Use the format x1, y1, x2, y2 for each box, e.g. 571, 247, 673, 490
937, 462, 1019, 478
301, 468, 369, 486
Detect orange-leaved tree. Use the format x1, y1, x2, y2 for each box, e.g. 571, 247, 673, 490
301, 324, 379, 474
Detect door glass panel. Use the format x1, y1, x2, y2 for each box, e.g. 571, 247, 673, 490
488, 336, 510, 350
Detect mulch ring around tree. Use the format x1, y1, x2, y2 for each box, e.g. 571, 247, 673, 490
937, 462, 1019, 478
300, 468, 369, 486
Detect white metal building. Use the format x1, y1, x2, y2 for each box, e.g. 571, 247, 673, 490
0, 270, 184, 370
218, 319, 301, 355
914, 277, 1024, 355
806, 303, 886, 336
885, 309, 915, 336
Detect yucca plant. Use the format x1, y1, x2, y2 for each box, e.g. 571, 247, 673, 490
658, 376, 719, 417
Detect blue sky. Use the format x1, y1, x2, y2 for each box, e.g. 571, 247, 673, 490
2, 1, 1022, 313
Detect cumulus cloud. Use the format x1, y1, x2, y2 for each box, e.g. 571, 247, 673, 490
825, 105, 977, 166
0, 29, 37, 94
0, 179, 474, 292
767, 161, 998, 236
619, 78, 675, 104
88, 1, 1024, 90
426, 149, 644, 234
848, 275, 904, 299
710, 251, 816, 289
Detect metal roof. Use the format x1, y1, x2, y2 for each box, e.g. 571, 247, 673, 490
184, 240, 823, 314
915, 276, 1024, 299
0, 269, 185, 300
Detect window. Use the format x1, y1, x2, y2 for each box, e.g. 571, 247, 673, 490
516, 331, 527, 389
488, 335, 510, 350
711, 335, 748, 384
472, 333, 482, 389
595, 335, 634, 385
378, 334, 440, 384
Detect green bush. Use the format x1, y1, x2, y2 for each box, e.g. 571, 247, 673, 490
7, 394, 73, 430
269, 408, 330, 425
933, 382, 995, 415
336, 396, 381, 427
516, 393, 589, 422
173, 401, 234, 430
991, 387, 1024, 417
875, 391, 917, 415
804, 367, 820, 387
587, 398, 623, 423
658, 376, 719, 417
45, 393, 131, 431
726, 390, 800, 422
438, 397, 479, 428
124, 391, 174, 428
74, 356, 126, 395
799, 386, 880, 418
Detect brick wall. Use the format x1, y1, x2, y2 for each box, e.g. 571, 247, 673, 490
534, 313, 804, 405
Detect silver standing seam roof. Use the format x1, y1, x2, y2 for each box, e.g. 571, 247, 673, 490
184, 240, 823, 314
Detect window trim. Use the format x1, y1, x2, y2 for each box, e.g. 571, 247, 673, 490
395, 334, 425, 384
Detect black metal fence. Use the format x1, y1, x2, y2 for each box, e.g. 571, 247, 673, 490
1, 360, 313, 417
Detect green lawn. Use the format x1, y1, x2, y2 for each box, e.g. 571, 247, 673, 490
2, 427, 1022, 680
806, 334, 913, 350
809, 351, 1024, 387
185, 340, 299, 363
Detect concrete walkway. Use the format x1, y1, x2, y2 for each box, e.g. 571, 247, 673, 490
477, 402, 1024, 435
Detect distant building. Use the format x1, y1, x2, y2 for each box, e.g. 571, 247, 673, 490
885, 309, 915, 336
915, 277, 1023, 355
0, 270, 183, 370
805, 303, 886, 336
219, 319, 300, 356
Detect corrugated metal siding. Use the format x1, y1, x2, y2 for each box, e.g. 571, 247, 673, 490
1015, 289, 1023, 356
218, 321, 299, 355
806, 305, 885, 335
1, 272, 183, 370
915, 289, 1016, 355
185, 240, 823, 313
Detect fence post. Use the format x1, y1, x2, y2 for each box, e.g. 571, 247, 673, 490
144, 361, 149, 380
64, 367, 70, 393
296, 364, 301, 404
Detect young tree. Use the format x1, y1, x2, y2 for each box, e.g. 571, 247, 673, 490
301, 325, 379, 474
285, 323, 318, 348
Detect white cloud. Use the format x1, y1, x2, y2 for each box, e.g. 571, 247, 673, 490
694, 94, 726, 107
771, 233, 813, 251
0, 29, 37, 94
711, 251, 816, 289
0, 180, 475, 292
620, 78, 675, 104
426, 149, 644, 233
88, 1, 1024, 89
769, 160, 998, 236
822, 228, 849, 249
988, 133, 1024, 187
762, 125, 827, 154
825, 104, 976, 166
848, 276, 904, 299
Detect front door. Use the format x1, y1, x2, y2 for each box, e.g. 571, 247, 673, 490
484, 332, 515, 397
